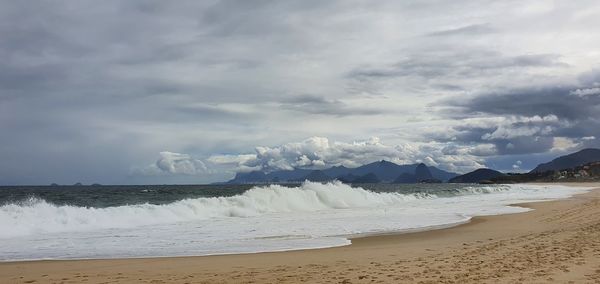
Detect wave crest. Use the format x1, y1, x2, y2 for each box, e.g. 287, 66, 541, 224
0, 181, 430, 238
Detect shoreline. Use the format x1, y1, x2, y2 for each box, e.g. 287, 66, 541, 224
2, 182, 600, 283
0, 219, 474, 264
0, 183, 580, 263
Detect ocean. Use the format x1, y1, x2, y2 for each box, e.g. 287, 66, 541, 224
0, 182, 589, 261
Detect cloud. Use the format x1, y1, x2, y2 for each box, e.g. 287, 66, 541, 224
347, 52, 566, 81
449, 86, 600, 120
206, 137, 486, 174
205, 154, 261, 173
441, 143, 498, 157
135, 151, 207, 176
433, 79, 600, 156
512, 160, 522, 170
427, 23, 496, 37
570, 87, 600, 97
551, 137, 580, 152
224, 137, 404, 172
2, 1, 600, 184
578, 69, 600, 87
426, 114, 570, 155
480, 115, 560, 140
137, 136, 491, 178
278, 95, 385, 116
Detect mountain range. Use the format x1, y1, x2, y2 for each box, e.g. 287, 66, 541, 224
227, 160, 458, 184
225, 148, 600, 185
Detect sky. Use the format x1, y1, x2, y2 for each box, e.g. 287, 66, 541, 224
1, 0, 600, 185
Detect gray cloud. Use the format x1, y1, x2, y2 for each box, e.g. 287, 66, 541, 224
427, 23, 496, 37
450, 87, 600, 120
193, 137, 487, 174
427, 115, 564, 155
431, 79, 600, 156
348, 52, 567, 80
578, 69, 600, 86
2, 1, 600, 184
134, 151, 208, 176
279, 95, 385, 116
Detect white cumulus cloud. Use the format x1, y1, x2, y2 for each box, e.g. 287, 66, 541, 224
570, 87, 600, 97
134, 151, 208, 176
135, 137, 495, 179
207, 137, 486, 174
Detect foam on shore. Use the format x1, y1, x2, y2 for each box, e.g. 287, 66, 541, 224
0, 182, 589, 261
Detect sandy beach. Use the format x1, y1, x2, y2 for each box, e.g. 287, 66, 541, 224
1, 183, 599, 284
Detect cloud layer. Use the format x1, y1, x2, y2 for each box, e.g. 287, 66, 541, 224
135, 152, 208, 176
151, 137, 488, 177
1, 1, 600, 184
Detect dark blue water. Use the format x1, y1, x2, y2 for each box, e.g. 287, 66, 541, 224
0, 183, 479, 208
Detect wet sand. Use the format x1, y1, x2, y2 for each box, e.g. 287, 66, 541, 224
2, 183, 600, 283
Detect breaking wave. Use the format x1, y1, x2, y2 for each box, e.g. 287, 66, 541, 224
0, 181, 512, 238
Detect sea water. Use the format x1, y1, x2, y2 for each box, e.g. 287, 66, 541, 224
0, 182, 589, 261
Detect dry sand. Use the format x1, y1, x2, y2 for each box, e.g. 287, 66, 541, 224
2, 183, 600, 284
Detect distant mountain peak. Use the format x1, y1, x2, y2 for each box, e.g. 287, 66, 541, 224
414, 163, 433, 181
226, 159, 459, 184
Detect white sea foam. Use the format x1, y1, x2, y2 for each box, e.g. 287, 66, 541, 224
0, 182, 590, 261
0, 182, 428, 238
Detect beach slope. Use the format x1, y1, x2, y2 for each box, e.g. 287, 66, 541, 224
1, 183, 600, 283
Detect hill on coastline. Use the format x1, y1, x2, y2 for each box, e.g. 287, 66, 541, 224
530, 148, 600, 173
449, 168, 505, 183
489, 148, 600, 183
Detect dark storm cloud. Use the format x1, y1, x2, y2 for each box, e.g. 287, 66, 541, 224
429, 116, 563, 155
431, 80, 600, 156
452, 87, 600, 120
494, 136, 556, 155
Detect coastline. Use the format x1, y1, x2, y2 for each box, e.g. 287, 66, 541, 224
2, 182, 600, 283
